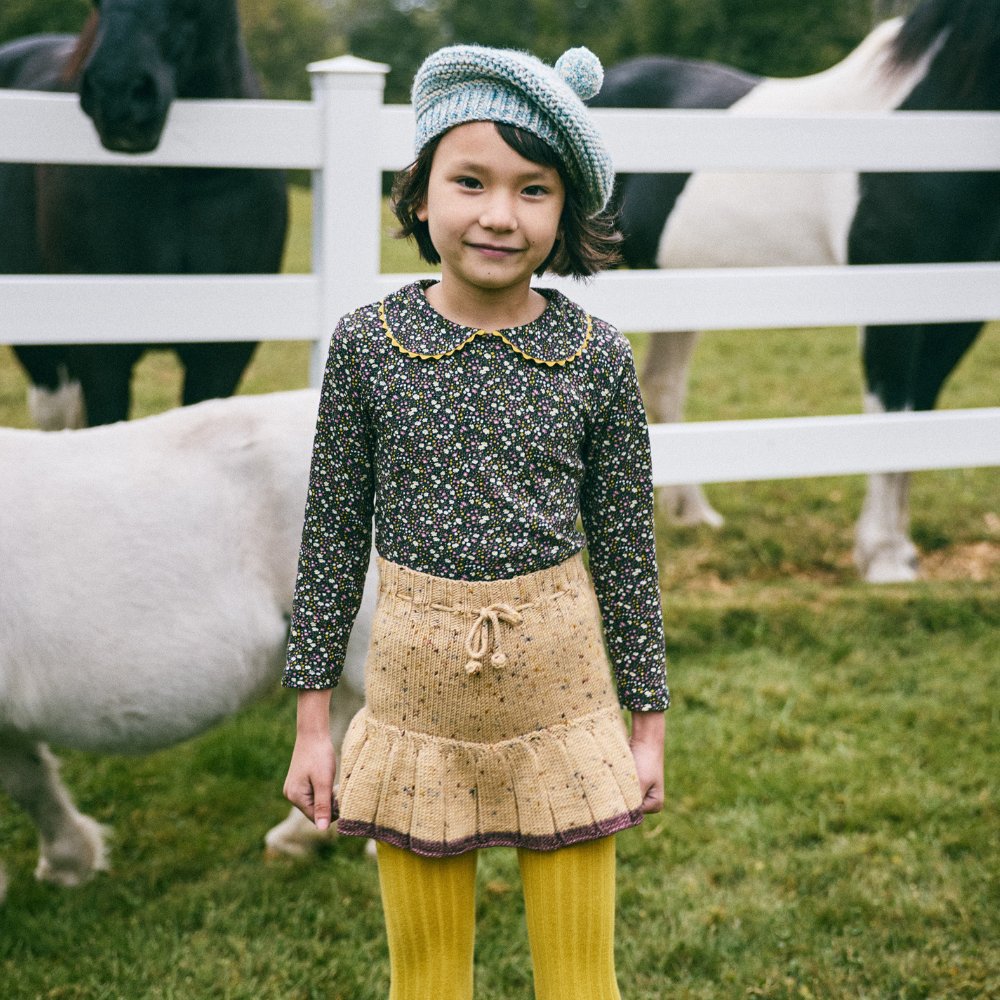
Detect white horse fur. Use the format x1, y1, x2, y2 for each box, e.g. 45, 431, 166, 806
646, 17, 942, 581
0, 390, 374, 901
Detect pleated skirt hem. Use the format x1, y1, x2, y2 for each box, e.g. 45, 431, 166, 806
338, 809, 643, 857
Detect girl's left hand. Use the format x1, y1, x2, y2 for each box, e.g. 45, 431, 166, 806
629, 710, 665, 814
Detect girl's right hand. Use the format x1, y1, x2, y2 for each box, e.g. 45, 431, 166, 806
284, 688, 337, 830
283, 733, 337, 830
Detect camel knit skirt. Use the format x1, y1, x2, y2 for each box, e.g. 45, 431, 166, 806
336, 552, 644, 857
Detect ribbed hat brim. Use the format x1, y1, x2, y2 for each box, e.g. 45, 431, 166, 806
412, 45, 614, 215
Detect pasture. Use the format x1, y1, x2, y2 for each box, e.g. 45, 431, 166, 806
1, 186, 998, 998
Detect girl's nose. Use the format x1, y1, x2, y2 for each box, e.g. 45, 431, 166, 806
479, 193, 518, 232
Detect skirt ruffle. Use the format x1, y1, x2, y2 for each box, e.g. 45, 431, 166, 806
337, 705, 643, 856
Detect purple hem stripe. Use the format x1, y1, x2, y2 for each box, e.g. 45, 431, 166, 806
336, 808, 644, 857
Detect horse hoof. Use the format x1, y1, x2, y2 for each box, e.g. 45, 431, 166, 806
35, 814, 109, 888
855, 534, 920, 583
864, 562, 920, 584
264, 807, 337, 858
658, 485, 724, 528
858, 550, 920, 584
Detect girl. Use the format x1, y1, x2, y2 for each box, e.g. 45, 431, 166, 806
283, 44, 669, 1000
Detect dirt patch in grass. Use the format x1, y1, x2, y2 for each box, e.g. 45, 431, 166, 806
664, 539, 1000, 592
920, 540, 1000, 582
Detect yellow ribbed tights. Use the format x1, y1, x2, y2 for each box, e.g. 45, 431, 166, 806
375, 836, 621, 1000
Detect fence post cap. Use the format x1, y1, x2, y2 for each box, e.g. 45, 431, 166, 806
307, 54, 390, 76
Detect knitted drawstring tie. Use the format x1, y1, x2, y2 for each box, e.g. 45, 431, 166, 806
425, 587, 574, 675
461, 602, 525, 674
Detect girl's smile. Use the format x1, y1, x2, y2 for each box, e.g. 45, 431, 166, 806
417, 121, 565, 327
469, 243, 522, 259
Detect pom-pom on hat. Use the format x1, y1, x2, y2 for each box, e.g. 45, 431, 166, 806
412, 44, 614, 216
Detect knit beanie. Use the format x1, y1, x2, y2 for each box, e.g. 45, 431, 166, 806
411, 45, 614, 216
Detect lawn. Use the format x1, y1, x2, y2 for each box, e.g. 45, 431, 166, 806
1, 183, 998, 999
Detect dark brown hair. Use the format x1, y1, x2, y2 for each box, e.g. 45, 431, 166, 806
391, 122, 621, 278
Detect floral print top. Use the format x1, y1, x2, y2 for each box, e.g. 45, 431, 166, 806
283, 280, 669, 712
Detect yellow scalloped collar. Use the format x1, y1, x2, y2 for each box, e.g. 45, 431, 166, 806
379, 280, 592, 367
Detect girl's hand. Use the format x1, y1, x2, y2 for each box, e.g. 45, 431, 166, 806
284, 733, 337, 830
629, 710, 665, 814
284, 689, 337, 830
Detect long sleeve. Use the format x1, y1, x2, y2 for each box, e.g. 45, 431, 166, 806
283, 320, 375, 689
580, 343, 669, 712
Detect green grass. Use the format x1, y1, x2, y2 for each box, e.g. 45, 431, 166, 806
1, 592, 996, 999
1, 186, 998, 999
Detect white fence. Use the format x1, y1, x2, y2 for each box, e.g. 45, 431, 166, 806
2, 55, 999, 485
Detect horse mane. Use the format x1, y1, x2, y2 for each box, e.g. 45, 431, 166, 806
889, 0, 1000, 103
60, 11, 100, 86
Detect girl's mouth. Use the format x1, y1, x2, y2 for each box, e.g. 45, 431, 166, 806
468, 243, 522, 259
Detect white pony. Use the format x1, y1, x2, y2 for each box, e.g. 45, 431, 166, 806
0, 390, 373, 901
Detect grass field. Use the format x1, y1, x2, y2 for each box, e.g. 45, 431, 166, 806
1, 185, 998, 999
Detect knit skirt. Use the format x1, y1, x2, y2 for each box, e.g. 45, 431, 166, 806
335, 552, 644, 856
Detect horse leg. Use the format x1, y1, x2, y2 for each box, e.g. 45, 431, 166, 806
640, 329, 724, 527
854, 322, 983, 582
0, 735, 108, 888
12, 346, 86, 431
855, 467, 917, 583
909, 322, 984, 412
176, 341, 258, 405
71, 344, 144, 426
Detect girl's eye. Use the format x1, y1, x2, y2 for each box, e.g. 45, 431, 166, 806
523, 185, 549, 197
456, 177, 482, 190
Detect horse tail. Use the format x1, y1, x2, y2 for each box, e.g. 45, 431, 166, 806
60, 10, 99, 87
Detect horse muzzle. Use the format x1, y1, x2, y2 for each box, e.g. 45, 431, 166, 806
80, 67, 172, 154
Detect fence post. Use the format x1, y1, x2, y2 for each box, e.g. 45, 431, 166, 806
307, 55, 390, 386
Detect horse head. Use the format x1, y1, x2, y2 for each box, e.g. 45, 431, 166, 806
76, 0, 245, 153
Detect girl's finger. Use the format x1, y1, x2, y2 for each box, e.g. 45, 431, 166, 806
312, 784, 333, 830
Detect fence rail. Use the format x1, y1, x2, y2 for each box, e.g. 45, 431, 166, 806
6, 262, 1000, 346
650, 409, 999, 485
2, 57, 999, 486
3, 89, 999, 172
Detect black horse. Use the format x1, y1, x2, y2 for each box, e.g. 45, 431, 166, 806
0, 0, 288, 428
591, 0, 1000, 582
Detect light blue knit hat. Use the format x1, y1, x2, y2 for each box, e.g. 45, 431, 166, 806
412, 44, 614, 216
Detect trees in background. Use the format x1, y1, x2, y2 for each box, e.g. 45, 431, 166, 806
240, 0, 341, 99
333, 0, 899, 102
1, 0, 915, 102
0, 0, 89, 44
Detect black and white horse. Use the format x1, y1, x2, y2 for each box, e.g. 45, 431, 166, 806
592, 0, 1000, 582
0, 0, 288, 428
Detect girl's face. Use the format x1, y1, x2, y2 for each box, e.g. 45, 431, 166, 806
417, 121, 565, 304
